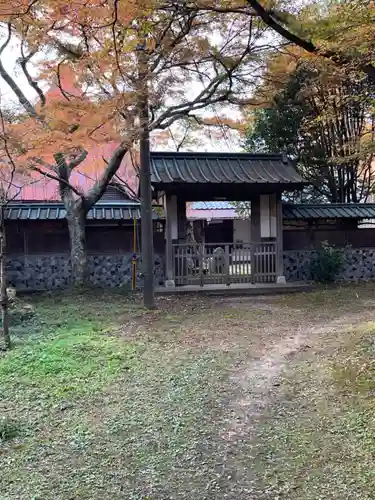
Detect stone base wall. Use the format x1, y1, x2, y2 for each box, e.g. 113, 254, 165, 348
11, 248, 375, 288
284, 248, 375, 282
6, 253, 165, 290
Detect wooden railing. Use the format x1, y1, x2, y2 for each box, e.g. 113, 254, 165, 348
172, 242, 277, 286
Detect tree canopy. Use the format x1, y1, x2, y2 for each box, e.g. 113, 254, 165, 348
245, 53, 375, 203
246, 0, 375, 82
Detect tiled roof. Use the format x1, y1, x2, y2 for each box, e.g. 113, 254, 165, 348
283, 204, 375, 220
189, 202, 375, 220
5, 201, 161, 221
190, 201, 236, 210
150, 152, 306, 186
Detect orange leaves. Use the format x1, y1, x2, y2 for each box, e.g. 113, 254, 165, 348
4, 94, 118, 177
0, 0, 273, 181
14, 95, 120, 165
28, 0, 152, 34
0, 48, 129, 174
200, 115, 247, 134
0, 0, 32, 18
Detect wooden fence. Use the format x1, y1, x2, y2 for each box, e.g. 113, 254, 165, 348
172, 242, 277, 286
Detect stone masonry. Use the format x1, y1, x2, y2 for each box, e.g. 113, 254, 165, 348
8, 248, 375, 289
6, 253, 165, 290
284, 248, 375, 282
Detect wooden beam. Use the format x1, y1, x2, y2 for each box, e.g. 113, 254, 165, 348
250, 194, 261, 243
177, 196, 187, 241
164, 194, 178, 282
275, 192, 285, 283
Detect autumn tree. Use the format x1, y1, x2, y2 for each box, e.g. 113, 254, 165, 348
0, 0, 270, 291
0, 99, 32, 350
0, 30, 132, 287
246, 0, 375, 82
245, 54, 375, 202
0, 173, 12, 350
154, 115, 246, 152
153, 117, 203, 152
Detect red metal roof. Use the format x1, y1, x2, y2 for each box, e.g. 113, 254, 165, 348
12, 143, 138, 202
43, 65, 84, 103
9, 66, 139, 201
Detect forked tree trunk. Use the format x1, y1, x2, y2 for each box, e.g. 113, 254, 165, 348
67, 208, 88, 288
0, 206, 10, 350
55, 145, 128, 288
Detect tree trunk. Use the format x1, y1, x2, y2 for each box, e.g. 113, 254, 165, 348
138, 42, 155, 309
67, 209, 88, 288
0, 206, 10, 350
140, 123, 155, 309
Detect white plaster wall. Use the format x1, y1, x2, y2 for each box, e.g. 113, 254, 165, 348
270, 194, 277, 237
260, 194, 277, 238
233, 218, 251, 242
260, 194, 270, 238
165, 195, 178, 239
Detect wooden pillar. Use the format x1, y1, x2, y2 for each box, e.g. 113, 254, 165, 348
251, 194, 261, 243
164, 194, 178, 284
23, 225, 29, 289
250, 195, 260, 282
275, 192, 286, 283
177, 196, 187, 241
308, 220, 314, 247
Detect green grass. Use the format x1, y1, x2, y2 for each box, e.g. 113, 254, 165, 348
0, 292, 234, 499
0, 417, 24, 442
1, 292, 143, 398
257, 324, 375, 499
2, 287, 375, 499
277, 281, 375, 311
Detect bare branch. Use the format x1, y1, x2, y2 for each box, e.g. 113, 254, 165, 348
68, 149, 88, 169
0, 23, 39, 119
84, 143, 128, 211
31, 160, 83, 198
19, 34, 46, 107
113, 173, 139, 200
246, 0, 375, 81
56, 62, 75, 101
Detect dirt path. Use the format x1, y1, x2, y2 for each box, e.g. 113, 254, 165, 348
115, 288, 375, 498
216, 293, 375, 498
231, 306, 375, 428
